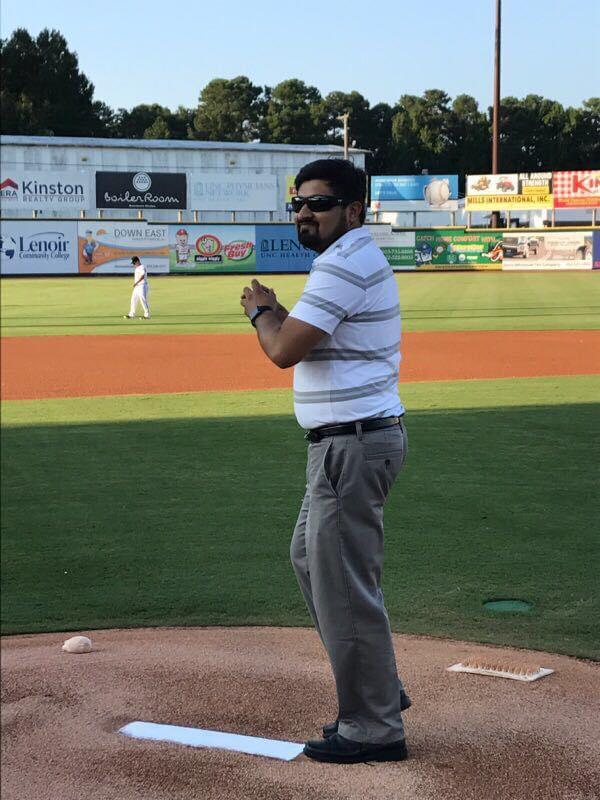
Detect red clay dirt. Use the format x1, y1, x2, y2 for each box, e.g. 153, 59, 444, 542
2, 329, 599, 400
2, 627, 599, 800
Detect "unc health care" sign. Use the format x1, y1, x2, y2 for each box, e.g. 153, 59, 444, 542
190, 173, 278, 211
0, 171, 92, 211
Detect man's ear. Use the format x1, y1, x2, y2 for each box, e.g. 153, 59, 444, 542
346, 200, 363, 225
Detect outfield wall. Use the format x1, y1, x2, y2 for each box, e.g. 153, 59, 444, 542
1, 219, 597, 275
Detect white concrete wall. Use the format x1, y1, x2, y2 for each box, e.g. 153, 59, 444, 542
0, 137, 366, 223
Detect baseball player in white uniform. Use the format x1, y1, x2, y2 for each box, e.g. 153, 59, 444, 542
124, 256, 150, 319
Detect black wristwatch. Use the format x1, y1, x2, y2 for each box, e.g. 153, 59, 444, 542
249, 305, 273, 327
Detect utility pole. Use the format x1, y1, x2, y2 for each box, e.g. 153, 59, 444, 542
491, 0, 502, 228
337, 113, 350, 160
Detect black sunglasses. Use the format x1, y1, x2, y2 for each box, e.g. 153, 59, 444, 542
291, 194, 346, 213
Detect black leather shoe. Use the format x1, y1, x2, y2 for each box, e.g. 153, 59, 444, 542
322, 691, 412, 738
304, 733, 408, 764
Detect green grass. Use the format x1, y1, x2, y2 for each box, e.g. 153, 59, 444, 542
2, 375, 598, 425
2, 376, 599, 658
2, 272, 599, 656
2, 271, 599, 336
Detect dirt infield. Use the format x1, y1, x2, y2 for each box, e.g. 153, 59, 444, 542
2, 627, 599, 800
2, 329, 599, 400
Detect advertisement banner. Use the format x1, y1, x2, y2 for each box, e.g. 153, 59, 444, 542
594, 231, 600, 270
95, 171, 187, 209
414, 229, 503, 270
77, 222, 169, 274
190, 173, 278, 211
0, 170, 92, 211
367, 226, 416, 269
370, 175, 459, 211
285, 175, 297, 212
466, 173, 553, 210
169, 225, 256, 272
501, 231, 593, 270
552, 171, 600, 208
255, 225, 314, 271
1, 221, 79, 274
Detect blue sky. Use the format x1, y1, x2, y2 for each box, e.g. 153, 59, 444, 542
1, 0, 598, 112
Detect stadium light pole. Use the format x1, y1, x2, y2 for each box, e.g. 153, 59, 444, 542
491, 0, 502, 228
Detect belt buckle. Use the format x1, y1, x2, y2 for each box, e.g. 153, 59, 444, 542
305, 429, 322, 443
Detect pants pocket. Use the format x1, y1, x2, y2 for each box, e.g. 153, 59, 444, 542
362, 429, 406, 497
363, 424, 408, 467
322, 439, 345, 496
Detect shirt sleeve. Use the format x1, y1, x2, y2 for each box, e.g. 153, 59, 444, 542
289, 259, 365, 335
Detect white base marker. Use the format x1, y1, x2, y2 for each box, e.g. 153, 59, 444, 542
119, 721, 305, 761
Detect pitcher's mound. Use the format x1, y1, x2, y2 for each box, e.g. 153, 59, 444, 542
2, 627, 599, 800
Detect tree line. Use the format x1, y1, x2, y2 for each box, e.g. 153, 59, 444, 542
1, 28, 598, 176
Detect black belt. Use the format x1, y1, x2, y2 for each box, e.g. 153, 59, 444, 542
305, 416, 401, 443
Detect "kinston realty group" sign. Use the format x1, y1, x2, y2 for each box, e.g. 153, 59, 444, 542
0, 171, 91, 210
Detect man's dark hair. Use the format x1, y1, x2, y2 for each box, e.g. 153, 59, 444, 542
295, 159, 367, 223
131, 256, 140, 265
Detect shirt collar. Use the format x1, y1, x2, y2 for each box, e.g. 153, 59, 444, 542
314, 225, 371, 261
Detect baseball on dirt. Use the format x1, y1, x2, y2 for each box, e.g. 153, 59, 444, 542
62, 635, 92, 654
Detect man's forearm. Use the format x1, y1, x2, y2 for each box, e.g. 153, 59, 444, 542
254, 311, 287, 367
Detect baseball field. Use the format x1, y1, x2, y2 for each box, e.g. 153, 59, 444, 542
2, 271, 600, 800
2, 272, 599, 655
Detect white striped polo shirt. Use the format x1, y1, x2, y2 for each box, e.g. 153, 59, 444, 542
289, 226, 404, 429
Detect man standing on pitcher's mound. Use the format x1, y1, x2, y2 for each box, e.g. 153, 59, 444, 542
240, 158, 411, 764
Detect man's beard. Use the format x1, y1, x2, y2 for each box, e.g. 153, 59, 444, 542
297, 218, 350, 254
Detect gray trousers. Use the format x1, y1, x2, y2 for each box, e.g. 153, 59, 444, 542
290, 420, 408, 744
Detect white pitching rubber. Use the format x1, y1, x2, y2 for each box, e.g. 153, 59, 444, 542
120, 721, 305, 761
